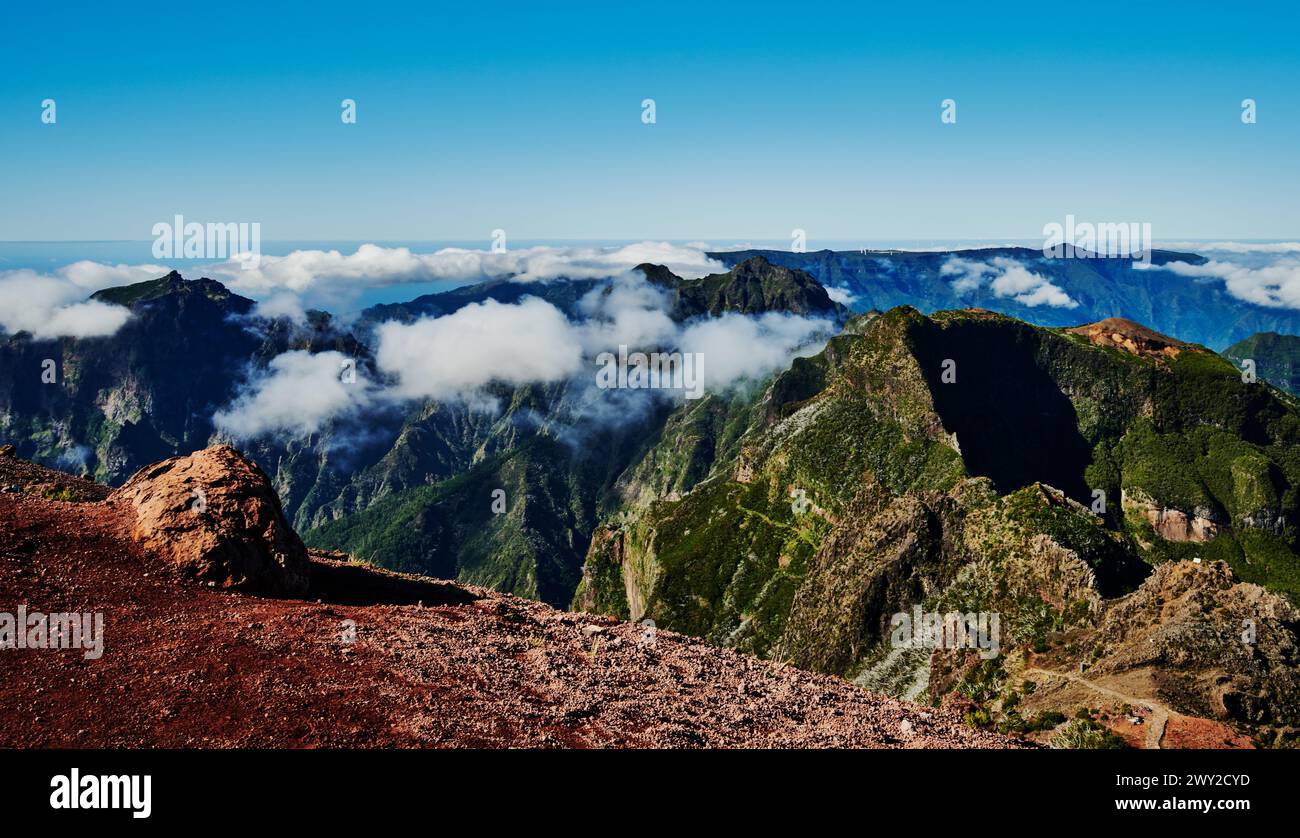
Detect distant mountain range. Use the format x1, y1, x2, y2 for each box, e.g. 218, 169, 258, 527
711, 247, 1300, 351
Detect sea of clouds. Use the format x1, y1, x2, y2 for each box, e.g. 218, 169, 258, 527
205, 251, 834, 438
6, 240, 1300, 440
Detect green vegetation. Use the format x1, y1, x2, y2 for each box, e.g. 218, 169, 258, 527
998, 709, 1066, 735
1223, 331, 1300, 395
1050, 718, 1129, 749
569, 304, 1300, 739
41, 485, 79, 502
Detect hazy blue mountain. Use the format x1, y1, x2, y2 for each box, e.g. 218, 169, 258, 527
712, 248, 1300, 350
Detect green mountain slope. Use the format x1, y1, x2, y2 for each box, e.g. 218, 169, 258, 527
574, 307, 1300, 739
1223, 331, 1300, 395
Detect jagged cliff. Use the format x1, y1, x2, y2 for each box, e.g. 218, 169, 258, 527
574, 307, 1300, 744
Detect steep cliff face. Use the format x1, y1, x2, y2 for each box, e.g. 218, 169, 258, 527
0, 272, 364, 485
574, 306, 1300, 741
0, 259, 839, 606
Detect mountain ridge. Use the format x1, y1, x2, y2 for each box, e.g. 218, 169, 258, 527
572, 304, 1300, 745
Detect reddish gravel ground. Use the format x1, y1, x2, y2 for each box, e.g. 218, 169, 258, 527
0, 490, 1023, 749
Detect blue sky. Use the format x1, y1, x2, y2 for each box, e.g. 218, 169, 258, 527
1, 0, 1297, 242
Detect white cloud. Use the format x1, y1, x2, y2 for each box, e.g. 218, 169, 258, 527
577, 271, 678, 352
939, 257, 988, 293
2, 243, 728, 334
939, 256, 1078, 308
214, 350, 374, 438
39, 301, 133, 339
1155, 258, 1300, 309
0, 263, 158, 338
577, 272, 834, 389
678, 311, 834, 388
216, 263, 838, 433
57, 260, 171, 290
824, 285, 858, 306
208, 254, 842, 431
195, 241, 727, 317
252, 292, 309, 323
688, 241, 758, 252
1158, 241, 1300, 254
375, 297, 585, 403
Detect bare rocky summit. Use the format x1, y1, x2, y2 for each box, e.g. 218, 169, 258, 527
1066, 317, 1200, 360
0, 448, 1019, 748
1091, 560, 1300, 728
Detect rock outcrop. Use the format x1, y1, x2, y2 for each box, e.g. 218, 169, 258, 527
1066, 317, 1200, 360
1089, 560, 1300, 732
1121, 488, 1219, 543
110, 445, 310, 596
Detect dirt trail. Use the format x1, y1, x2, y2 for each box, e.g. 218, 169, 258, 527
1022, 667, 1168, 748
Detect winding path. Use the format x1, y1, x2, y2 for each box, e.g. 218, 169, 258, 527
1022, 667, 1169, 749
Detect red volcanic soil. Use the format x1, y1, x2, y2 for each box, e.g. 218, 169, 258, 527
0, 490, 1022, 749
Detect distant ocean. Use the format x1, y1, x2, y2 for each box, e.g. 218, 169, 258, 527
0, 238, 1063, 274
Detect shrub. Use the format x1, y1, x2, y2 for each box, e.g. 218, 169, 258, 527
1050, 719, 1128, 749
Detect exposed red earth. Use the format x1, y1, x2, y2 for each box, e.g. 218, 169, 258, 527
0, 448, 1021, 749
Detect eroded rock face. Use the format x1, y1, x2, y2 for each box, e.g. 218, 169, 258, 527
110, 445, 309, 596
1090, 561, 1300, 729
1122, 488, 1219, 543
1066, 317, 1197, 360
779, 478, 967, 675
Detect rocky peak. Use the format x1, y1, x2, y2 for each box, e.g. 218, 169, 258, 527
672, 256, 844, 319
1066, 317, 1200, 360
90, 271, 252, 312
632, 262, 683, 289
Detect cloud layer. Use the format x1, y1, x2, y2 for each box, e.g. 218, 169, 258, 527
205, 242, 728, 319
216, 268, 833, 439
0, 243, 728, 336
1153, 258, 1300, 310
376, 297, 585, 403
940, 256, 1078, 308
0, 262, 162, 339
213, 350, 376, 438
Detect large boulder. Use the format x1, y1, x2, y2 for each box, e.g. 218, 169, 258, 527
110, 445, 310, 596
